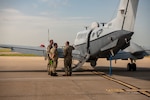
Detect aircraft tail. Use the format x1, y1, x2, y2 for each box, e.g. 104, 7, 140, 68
106, 0, 139, 31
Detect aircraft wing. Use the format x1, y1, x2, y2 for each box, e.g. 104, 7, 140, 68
111, 42, 150, 60
0, 44, 65, 58
57, 48, 64, 58
0, 44, 47, 56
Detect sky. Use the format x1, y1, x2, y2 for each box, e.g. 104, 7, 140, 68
0, 0, 150, 47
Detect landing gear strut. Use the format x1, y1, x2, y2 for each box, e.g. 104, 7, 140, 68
127, 59, 136, 71
90, 60, 97, 68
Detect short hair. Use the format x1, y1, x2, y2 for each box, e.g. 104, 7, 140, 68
54, 43, 57, 46
50, 39, 53, 42
66, 41, 69, 45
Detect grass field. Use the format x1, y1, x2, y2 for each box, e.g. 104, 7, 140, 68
0, 48, 11, 52
0, 48, 38, 56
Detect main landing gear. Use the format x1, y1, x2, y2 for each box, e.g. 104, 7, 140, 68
127, 59, 136, 71
90, 60, 97, 68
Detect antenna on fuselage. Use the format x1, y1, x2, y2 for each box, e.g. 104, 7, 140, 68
100, 22, 106, 27
84, 26, 88, 30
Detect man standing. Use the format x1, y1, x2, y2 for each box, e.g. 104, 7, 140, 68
47, 39, 53, 75
50, 43, 58, 76
63, 41, 74, 76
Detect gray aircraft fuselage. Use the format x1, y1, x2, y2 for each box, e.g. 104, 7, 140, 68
74, 28, 133, 63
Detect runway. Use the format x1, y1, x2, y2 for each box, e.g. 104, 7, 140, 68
0, 56, 150, 100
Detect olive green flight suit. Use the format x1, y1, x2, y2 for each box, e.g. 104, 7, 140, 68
64, 46, 74, 76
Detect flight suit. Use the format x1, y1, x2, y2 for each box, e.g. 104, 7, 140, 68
64, 46, 74, 76
47, 44, 53, 75
50, 47, 58, 75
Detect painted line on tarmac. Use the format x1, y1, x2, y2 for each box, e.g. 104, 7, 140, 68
93, 71, 150, 97
106, 88, 150, 93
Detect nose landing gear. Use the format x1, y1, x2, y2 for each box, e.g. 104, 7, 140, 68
90, 60, 97, 68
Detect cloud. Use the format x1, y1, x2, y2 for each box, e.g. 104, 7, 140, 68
40, 0, 49, 2
0, 8, 22, 15
39, 12, 49, 16
0, 8, 92, 46
66, 16, 94, 20
32, 4, 38, 9
0, 8, 47, 23
0, 8, 92, 28
39, 0, 69, 8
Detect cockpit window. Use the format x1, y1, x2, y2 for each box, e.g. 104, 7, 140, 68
92, 32, 95, 37
77, 32, 87, 39
91, 29, 103, 38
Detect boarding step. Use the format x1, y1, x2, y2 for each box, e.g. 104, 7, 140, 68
72, 53, 90, 71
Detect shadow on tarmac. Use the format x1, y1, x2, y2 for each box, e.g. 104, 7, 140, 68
0, 66, 149, 81
94, 66, 150, 81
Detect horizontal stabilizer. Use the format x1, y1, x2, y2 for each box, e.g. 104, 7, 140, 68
111, 51, 135, 60
145, 49, 150, 56
111, 42, 150, 60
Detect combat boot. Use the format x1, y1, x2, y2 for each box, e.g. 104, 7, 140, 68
52, 73, 58, 76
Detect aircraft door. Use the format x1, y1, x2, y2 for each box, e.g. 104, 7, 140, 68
86, 29, 93, 54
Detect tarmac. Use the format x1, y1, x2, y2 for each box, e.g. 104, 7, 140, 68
0, 56, 150, 100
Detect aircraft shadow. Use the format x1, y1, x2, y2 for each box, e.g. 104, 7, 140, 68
94, 66, 150, 81
0, 66, 149, 81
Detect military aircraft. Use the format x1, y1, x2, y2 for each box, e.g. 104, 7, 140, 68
70, 0, 139, 70
0, 0, 139, 71
111, 42, 150, 71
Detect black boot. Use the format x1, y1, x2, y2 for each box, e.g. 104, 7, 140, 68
53, 73, 58, 76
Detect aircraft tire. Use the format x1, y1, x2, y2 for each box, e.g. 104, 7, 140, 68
127, 63, 131, 71
127, 63, 137, 71
90, 60, 96, 68
132, 63, 136, 71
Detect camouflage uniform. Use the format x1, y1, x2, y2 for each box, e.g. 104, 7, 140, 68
47, 44, 53, 75
64, 46, 74, 76
50, 47, 58, 75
